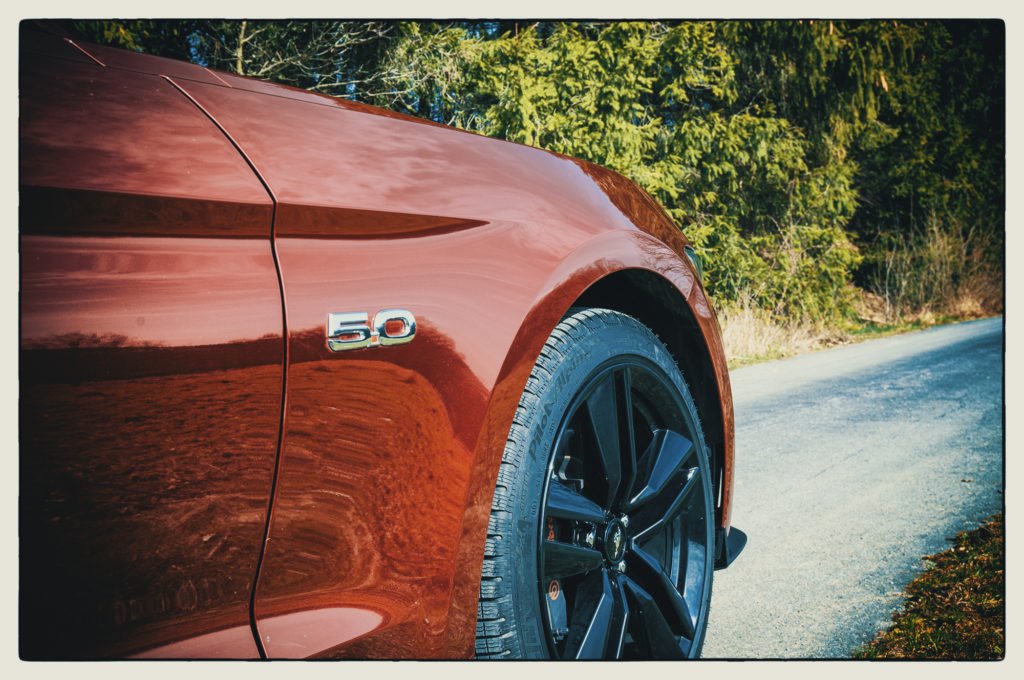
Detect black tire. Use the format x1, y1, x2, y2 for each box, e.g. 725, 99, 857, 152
476, 308, 715, 660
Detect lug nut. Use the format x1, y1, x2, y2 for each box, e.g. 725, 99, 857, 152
621, 515, 629, 527
617, 560, 626, 572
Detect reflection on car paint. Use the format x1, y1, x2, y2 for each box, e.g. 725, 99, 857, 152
20, 24, 733, 659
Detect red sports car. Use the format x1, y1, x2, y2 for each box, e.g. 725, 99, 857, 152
19, 22, 743, 660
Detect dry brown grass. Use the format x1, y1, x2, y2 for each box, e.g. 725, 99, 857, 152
719, 302, 847, 368
721, 287, 994, 369
866, 216, 1003, 324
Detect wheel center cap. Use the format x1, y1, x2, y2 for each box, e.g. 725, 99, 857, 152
603, 520, 627, 562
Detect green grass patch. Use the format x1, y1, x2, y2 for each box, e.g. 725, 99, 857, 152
726, 348, 792, 370
843, 315, 962, 341
854, 514, 1004, 660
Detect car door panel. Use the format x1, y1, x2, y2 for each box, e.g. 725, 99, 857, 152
20, 46, 282, 659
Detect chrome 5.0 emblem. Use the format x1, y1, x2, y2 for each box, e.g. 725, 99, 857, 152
327, 309, 416, 352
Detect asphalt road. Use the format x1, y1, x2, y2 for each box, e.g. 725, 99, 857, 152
703, 317, 1004, 659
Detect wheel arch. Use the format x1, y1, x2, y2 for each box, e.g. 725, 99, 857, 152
444, 230, 734, 656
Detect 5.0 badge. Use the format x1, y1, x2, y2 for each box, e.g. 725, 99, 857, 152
326, 309, 417, 352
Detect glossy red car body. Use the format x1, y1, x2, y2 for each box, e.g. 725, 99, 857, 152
19, 24, 734, 659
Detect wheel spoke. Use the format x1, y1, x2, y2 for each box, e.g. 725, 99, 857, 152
627, 429, 694, 510
543, 540, 604, 580
618, 368, 638, 511
627, 544, 696, 641
563, 570, 615, 659
583, 372, 623, 508
622, 577, 688, 659
607, 573, 630, 659
631, 467, 702, 541
546, 479, 606, 524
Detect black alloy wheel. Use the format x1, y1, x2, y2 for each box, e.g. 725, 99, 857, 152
539, 360, 712, 659
475, 308, 715, 660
